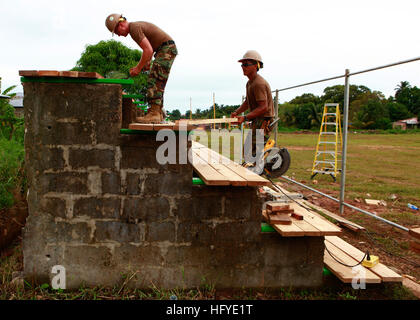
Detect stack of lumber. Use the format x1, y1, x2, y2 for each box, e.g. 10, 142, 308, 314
19, 70, 104, 78
264, 203, 303, 225
324, 236, 402, 283
262, 202, 342, 237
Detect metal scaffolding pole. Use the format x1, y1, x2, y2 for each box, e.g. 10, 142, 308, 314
339, 69, 350, 214
274, 89, 279, 146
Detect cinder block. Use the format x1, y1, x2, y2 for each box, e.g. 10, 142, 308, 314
101, 172, 121, 195
122, 197, 170, 222
125, 173, 144, 195
214, 221, 260, 243
146, 221, 175, 242
39, 172, 89, 194
144, 172, 192, 196
39, 197, 67, 218
69, 148, 116, 169
177, 221, 215, 244
94, 221, 144, 243
177, 193, 222, 221
113, 244, 165, 266
41, 121, 94, 146
44, 221, 92, 244
120, 146, 160, 170
73, 197, 120, 219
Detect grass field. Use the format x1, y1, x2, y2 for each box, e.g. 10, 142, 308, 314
277, 132, 420, 217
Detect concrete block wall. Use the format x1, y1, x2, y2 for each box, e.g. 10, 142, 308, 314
22, 81, 324, 289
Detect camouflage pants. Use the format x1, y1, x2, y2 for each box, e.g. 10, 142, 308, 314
244, 117, 273, 159
147, 43, 178, 107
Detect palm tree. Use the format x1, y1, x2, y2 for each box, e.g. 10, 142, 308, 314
395, 81, 411, 98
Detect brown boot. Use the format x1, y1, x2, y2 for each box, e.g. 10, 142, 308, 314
136, 105, 163, 124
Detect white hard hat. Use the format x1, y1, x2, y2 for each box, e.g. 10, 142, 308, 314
238, 50, 263, 68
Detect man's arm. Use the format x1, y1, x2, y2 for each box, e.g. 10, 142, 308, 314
236, 100, 268, 124
130, 37, 154, 76
231, 100, 249, 118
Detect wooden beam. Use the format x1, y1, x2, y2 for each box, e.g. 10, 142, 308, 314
409, 228, 420, 240
298, 199, 365, 232
325, 236, 402, 282
176, 118, 238, 125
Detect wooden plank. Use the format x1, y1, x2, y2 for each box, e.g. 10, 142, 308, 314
291, 218, 322, 236
152, 123, 176, 130
177, 118, 238, 125
204, 145, 270, 186
192, 141, 270, 186
324, 242, 382, 283
290, 203, 342, 235
191, 151, 231, 186
269, 213, 292, 225
59, 71, 79, 77
298, 199, 365, 232
19, 70, 39, 77
266, 203, 291, 212
77, 71, 104, 79
193, 148, 247, 186
128, 123, 155, 131
409, 228, 420, 240
325, 236, 403, 282
38, 70, 60, 77
291, 212, 304, 220
262, 210, 304, 237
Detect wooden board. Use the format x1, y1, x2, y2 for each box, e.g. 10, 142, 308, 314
269, 213, 292, 225
324, 242, 382, 283
19, 70, 104, 79
191, 151, 231, 186
18, 70, 39, 77
176, 118, 238, 125
325, 236, 402, 282
290, 203, 342, 236
262, 210, 305, 237
297, 199, 365, 232
266, 203, 291, 212
192, 141, 270, 187
59, 71, 79, 77
192, 148, 247, 186
409, 228, 420, 240
128, 123, 155, 131
38, 70, 60, 77
200, 144, 270, 186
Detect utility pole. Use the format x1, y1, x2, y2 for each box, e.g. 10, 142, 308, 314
190, 97, 192, 120
213, 92, 216, 129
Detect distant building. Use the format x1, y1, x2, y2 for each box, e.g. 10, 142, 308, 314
10, 93, 24, 117
392, 117, 419, 130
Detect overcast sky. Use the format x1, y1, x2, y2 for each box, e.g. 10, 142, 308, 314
1, 0, 420, 113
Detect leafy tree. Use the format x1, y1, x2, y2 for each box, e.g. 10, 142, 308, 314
293, 103, 315, 129
322, 84, 371, 107
168, 109, 181, 120
386, 101, 411, 122
0, 85, 24, 142
72, 40, 147, 97
354, 99, 390, 129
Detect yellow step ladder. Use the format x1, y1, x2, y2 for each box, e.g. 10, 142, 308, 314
311, 103, 343, 182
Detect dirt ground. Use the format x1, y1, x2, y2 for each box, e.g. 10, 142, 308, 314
280, 180, 420, 282
0, 192, 27, 251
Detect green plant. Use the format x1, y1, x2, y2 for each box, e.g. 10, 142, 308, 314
0, 137, 25, 209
